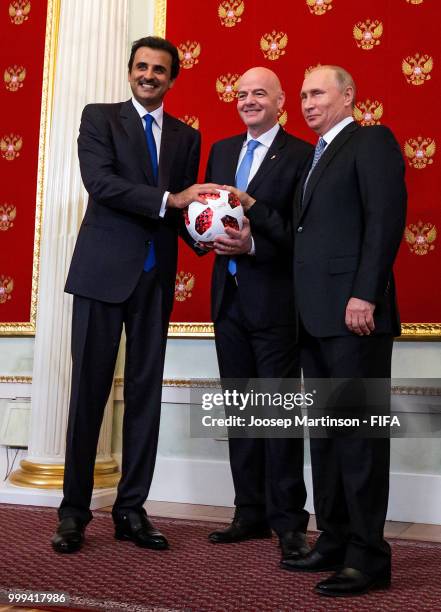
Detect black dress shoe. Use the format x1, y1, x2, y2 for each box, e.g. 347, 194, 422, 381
51, 517, 86, 554
280, 548, 344, 572
279, 531, 311, 561
209, 519, 272, 544
114, 511, 168, 550
315, 566, 391, 597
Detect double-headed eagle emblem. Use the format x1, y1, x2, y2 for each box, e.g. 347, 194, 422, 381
216, 73, 240, 102
406, 0, 424, 5
353, 100, 383, 126
306, 0, 333, 16
404, 137, 436, 170
218, 1, 245, 28
0, 205, 16, 231
304, 64, 322, 78
4, 66, 26, 92
260, 31, 288, 61
1, 134, 23, 161
402, 54, 433, 85
9, 1, 31, 25
0, 276, 14, 304
175, 271, 195, 302
353, 20, 383, 50
405, 222, 437, 256
278, 110, 288, 127
178, 41, 201, 70
179, 115, 200, 130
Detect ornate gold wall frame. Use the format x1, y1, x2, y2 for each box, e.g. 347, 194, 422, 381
2, 1, 438, 340
0, 0, 60, 336
155, 0, 439, 340
154, 0, 167, 37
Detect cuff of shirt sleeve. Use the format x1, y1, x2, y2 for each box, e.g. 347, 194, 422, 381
248, 236, 255, 256
160, 191, 170, 217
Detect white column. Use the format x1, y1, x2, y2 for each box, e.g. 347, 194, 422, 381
0, 0, 129, 506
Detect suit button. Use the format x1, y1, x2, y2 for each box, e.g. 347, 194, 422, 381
297, 226, 303, 233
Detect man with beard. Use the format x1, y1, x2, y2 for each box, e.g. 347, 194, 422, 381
52, 36, 213, 554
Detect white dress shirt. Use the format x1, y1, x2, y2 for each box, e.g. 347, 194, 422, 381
303, 116, 354, 189
131, 97, 168, 217
321, 115, 354, 147
236, 123, 281, 255
236, 122, 281, 185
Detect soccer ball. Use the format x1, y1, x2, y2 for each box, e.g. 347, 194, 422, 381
184, 189, 244, 243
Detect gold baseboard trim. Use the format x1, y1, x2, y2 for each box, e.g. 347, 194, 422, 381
9, 458, 120, 490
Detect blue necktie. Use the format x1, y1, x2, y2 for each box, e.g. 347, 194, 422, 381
228, 139, 260, 277
143, 114, 158, 271
303, 136, 326, 193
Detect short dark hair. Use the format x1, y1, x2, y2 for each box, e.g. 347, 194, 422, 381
128, 36, 180, 80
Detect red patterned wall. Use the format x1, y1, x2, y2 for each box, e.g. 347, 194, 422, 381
165, 0, 440, 327
0, 1, 48, 326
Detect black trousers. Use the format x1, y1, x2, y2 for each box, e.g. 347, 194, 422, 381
300, 321, 393, 576
214, 278, 308, 535
59, 270, 169, 524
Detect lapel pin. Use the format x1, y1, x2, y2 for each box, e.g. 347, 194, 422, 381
270, 155, 276, 160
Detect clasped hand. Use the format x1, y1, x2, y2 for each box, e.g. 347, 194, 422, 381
167, 183, 222, 209
222, 185, 256, 211
345, 297, 376, 336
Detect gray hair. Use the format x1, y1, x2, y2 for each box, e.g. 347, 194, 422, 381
311, 65, 356, 108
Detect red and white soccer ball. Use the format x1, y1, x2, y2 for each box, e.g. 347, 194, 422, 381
184, 189, 244, 243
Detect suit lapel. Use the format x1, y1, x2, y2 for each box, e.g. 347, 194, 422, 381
158, 113, 180, 189
247, 127, 287, 194
120, 100, 155, 185
300, 122, 359, 218
293, 155, 313, 223
224, 134, 246, 186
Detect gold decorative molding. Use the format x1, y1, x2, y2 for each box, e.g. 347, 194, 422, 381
0, 0, 60, 336
168, 322, 214, 337
116, 378, 441, 396
400, 323, 441, 340
9, 458, 120, 490
1, 376, 440, 392
0, 376, 220, 386
0, 375, 32, 384
114, 377, 219, 388
166, 322, 441, 340
392, 385, 441, 396
154, 0, 167, 37
3, 321, 436, 340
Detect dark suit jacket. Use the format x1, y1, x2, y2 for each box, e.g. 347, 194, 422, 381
205, 127, 313, 329
294, 122, 407, 338
65, 100, 201, 313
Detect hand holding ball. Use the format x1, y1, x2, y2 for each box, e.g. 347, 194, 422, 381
184, 189, 244, 243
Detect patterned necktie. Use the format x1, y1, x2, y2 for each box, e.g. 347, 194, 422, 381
228, 139, 260, 277
143, 114, 158, 271
303, 136, 327, 195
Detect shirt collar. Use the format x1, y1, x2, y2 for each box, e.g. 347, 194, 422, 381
321, 116, 354, 146
243, 123, 281, 149
131, 97, 164, 129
